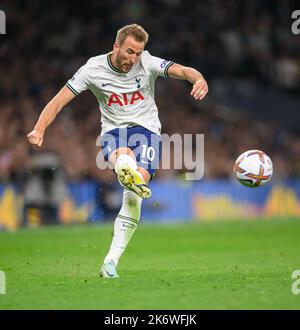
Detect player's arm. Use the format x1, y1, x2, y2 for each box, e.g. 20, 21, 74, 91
167, 63, 208, 100
27, 86, 76, 147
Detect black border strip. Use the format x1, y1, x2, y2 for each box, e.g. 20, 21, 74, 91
66, 82, 79, 95
117, 214, 139, 225
164, 61, 174, 78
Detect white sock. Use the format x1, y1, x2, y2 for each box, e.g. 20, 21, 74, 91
115, 154, 137, 174
104, 189, 142, 266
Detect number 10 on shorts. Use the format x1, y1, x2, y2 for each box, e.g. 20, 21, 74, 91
141, 145, 155, 162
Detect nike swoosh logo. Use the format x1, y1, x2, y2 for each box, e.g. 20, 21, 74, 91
140, 160, 151, 165
102, 83, 113, 87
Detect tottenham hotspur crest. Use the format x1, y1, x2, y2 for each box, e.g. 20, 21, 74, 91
135, 77, 141, 89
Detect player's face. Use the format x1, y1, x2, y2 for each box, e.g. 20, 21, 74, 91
114, 36, 145, 73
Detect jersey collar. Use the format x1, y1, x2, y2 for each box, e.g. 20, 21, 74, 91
107, 53, 125, 74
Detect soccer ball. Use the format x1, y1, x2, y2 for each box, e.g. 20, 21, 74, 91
234, 150, 273, 188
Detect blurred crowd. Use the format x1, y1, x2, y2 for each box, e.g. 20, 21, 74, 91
0, 0, 300, 184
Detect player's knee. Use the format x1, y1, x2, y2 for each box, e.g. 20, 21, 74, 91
115, 154, 137, 173
116, 147, 135, 159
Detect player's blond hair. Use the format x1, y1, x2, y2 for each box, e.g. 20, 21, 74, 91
116, 24, 149, 46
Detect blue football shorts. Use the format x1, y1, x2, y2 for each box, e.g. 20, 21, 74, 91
100, 126, 162, 178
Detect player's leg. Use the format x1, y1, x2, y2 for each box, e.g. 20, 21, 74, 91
99, 127, 160, 278
100, 187, 143, 278
99, 146, 147, 277
100, 151, 151, 278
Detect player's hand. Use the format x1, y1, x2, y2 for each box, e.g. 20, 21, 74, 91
27, 129, 44, 148
191, 78, 208, 100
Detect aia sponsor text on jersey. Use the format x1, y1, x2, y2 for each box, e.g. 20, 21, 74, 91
107, 91, 144, 107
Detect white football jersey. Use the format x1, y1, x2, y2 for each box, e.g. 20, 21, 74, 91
66, 51, 173, 135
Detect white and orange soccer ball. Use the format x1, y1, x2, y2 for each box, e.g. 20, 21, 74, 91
234, 150, 273, 188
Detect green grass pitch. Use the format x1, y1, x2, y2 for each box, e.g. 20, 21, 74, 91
0, 219, 300, 309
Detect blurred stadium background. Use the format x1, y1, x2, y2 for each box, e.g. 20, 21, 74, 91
0, 0, 300, 230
